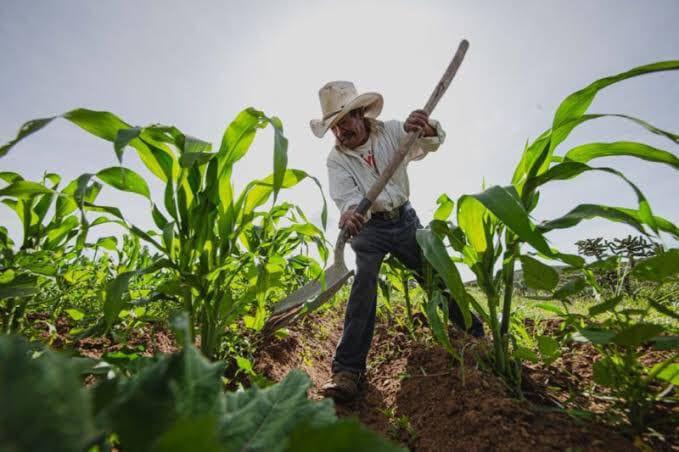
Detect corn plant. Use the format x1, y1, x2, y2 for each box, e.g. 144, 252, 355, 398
556, 249, 678, 432
1, 107, 328, 358
417, 61, 679, 388
0, 171, 100, 333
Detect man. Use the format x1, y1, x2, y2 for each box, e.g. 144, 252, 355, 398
310, 81, 483, 402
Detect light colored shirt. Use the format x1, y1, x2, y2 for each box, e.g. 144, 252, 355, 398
326, 118, 446, 215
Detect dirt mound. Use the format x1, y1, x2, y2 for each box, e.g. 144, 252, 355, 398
255, 304, 636, 451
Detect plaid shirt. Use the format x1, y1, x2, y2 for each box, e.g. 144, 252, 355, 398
326, 118, 446, 215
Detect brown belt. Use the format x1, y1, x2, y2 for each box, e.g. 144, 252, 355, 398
371, 202, 409, 221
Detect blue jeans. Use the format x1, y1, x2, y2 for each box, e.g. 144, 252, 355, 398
332, 203, 484, 375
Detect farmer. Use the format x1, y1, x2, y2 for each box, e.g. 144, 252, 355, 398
310, 81, 484, 402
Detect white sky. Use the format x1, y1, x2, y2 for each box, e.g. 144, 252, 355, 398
1, 0, 678, 275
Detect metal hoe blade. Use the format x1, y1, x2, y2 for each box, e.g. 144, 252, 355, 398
271, 261, 353, 315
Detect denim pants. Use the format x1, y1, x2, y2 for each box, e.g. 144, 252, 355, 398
332, 203, 484, 375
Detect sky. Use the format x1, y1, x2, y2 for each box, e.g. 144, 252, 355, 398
1, 0, 678, 276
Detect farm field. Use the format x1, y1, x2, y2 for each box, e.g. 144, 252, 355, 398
1, 54, 678, 451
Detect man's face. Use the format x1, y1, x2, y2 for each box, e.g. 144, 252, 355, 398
331, 108, 368, 149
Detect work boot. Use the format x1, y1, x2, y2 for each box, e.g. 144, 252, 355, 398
322, 371, 362, 402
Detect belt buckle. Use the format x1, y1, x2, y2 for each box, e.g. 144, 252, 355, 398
385, 208, 399, 220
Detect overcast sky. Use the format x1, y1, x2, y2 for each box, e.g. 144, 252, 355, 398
1, 1, 677, 274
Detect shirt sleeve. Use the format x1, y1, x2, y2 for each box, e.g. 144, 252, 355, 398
384, 119, 447, 163
407, 118, 446, 162
327, 157, 365, 215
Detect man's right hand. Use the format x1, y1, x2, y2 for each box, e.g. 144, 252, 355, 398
339, 205, 367, 237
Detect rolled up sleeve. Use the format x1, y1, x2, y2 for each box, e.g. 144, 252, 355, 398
408, 118, 446, 162
327, 158, 364, 214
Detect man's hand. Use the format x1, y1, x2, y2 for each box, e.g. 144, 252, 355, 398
404, 109, 436, 137
339, 205, 367, 237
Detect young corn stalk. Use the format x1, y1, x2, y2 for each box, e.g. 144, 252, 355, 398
418, 60, 679, 390
0, 108, 329, 358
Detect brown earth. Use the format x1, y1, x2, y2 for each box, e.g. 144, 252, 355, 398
254, 304, 651, 452
26, 312, 177, 359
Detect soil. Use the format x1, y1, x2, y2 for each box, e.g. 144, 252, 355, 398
255, 303, 675, 451
26, 312, 177, 359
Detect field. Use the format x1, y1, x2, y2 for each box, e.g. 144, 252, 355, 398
1, 61, 677, 451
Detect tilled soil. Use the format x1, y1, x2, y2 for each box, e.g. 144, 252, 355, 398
255, 304, 640, 452
26, 312, 177, 359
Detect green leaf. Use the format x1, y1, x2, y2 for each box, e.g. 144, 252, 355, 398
97, 166, 151, 199
242, 169, 308, 217
528, 162, 658, 234
650, 335, 679, 350
433, 193, 454, 221
65, 308, 85, 321
553, 61, 679, 129
268, 116, 289, 202
519, 255, 559, 291
648, 299, 679, 321
219, 370, 336, 452
150, 416, 226, 452
416, 228, 471, 328
535, 303, 565, 316
537, 335, 560, 365
0, 274, 39, 298
617, 207, 679, 240
96, 236, 118, 251
0, 269, 14, 284
286, 418, 405, 452
218, 108, 265, 169
0, 181, 52, 198
564, 141, 679, 170
104, 339, 225, 452
571, 328, 615, 345
0, 335, 95, 451
652, 362, 679, 386
423, 292, 455, 355
464, 186, 553, 257
588, 296, 623, 317
593, 359, 618, 388
179, 152, 215, 168
63, 108, 130, 141
456, 195, 490, 253
632, 249, 679, 283
513, 61, 679, 191
539, 204, 655, 237
514, 346, 539, 363
103, 259, 172, 332
612, 323, 665, 346
0, 172, 23, 183
114, 127, 142, 162
552, 277, 586, 300
0, 117, 56, 158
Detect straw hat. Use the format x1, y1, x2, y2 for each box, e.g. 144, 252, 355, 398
310, 81, 383, 138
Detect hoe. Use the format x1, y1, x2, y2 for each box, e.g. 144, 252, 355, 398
263, 40, 470, 335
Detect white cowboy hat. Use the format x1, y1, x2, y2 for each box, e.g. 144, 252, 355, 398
310, 81, 383, 138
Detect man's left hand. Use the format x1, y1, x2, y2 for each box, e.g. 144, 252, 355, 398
404, 109, 436, 137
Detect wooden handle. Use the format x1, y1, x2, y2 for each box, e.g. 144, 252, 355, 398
356, 39, 469, 216
335, 40, 469, 253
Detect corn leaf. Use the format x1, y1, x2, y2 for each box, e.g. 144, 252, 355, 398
632, 249, 679, 282
416, 228, 471, 328
96, 167, 151, 199
519, 255, 559, 291
553, 61, 679, 129
612, 323, 665, 346
564, 141, 679, 170
0, 181, 52, 198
